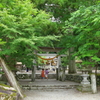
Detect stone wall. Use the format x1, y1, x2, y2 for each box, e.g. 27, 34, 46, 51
65, 74, 83, 83
3, 73, 100, 86
65, 74, 100, 86
16, 74, 56, 79
36, 74, 56, 79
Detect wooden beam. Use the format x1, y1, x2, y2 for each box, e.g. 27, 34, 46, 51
37, 53, 67, 57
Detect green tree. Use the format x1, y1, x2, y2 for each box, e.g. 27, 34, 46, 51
30, 0, 99, 74
64, 4, 100, 68
0, 39, 6, 45
32, 0, 98, 21
0, 0, 58, 70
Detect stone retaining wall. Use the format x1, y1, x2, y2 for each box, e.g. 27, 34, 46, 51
65, 74, 83, 83
36, 74, 56, 79
16, 74, 56, 79
2, 73, 100, 86
65, 74, 100, 86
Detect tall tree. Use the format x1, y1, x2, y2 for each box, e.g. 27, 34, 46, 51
0, 0, 58, 69
30, 0, 99, 74
64, 3, 100, 68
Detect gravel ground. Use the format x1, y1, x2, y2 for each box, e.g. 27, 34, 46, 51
19, 70, 100, 100
22, 88, 100, 100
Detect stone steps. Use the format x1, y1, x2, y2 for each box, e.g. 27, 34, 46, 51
21, 84, 79, 90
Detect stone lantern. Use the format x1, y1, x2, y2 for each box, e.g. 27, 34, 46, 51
81, 74, 90, 85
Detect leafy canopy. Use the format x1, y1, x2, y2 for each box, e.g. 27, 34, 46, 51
64, 4, 100, 65
0, 0, 59, 68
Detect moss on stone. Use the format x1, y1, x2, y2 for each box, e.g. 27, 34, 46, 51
0, 84, 18, 100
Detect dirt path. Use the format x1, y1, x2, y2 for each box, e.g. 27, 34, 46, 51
22, 88, 100, 100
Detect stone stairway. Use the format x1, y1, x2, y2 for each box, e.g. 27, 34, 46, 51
22, 85, 79, 90
19, 79, 80, 90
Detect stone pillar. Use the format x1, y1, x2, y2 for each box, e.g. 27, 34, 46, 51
62, 67, 66, 81
91, 74, 97, 93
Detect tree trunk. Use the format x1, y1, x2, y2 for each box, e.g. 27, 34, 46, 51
31, 65, 36, 82
0, 58, 24, 98
68, 48, 77, 74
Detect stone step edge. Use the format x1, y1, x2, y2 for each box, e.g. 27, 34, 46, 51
21, 85, 79, 90
21, 85, 79, 87
22, 87, 77, 90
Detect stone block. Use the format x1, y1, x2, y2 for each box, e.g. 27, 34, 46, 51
77, 84, 92, 92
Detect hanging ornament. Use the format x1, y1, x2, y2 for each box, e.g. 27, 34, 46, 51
46, 60, 50, 65
51, 60, 57, 66
51, 60, 54, 63
37, 55, 59, 60
41, 60, 44, 63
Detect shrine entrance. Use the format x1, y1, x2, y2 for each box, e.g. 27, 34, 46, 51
32, 47, 66, 81
18, 47, 80, 91
15, 47, 81, 93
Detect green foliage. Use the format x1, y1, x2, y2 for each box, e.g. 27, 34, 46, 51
0, 0, 58, 68
29, 0, 100, 70
61, 56, 68, 66
64, 3, 100, 65
0, 39, 6, 45
32, 0, 98, 21
31, 0, 99, 49
1, 0, 99, 69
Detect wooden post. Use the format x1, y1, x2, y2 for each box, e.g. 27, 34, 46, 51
31, 60, 36, 82
56, 68, 58, 80
57, 56, 61, 80
31, 66, 35, 81
31, 51, 37, 82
